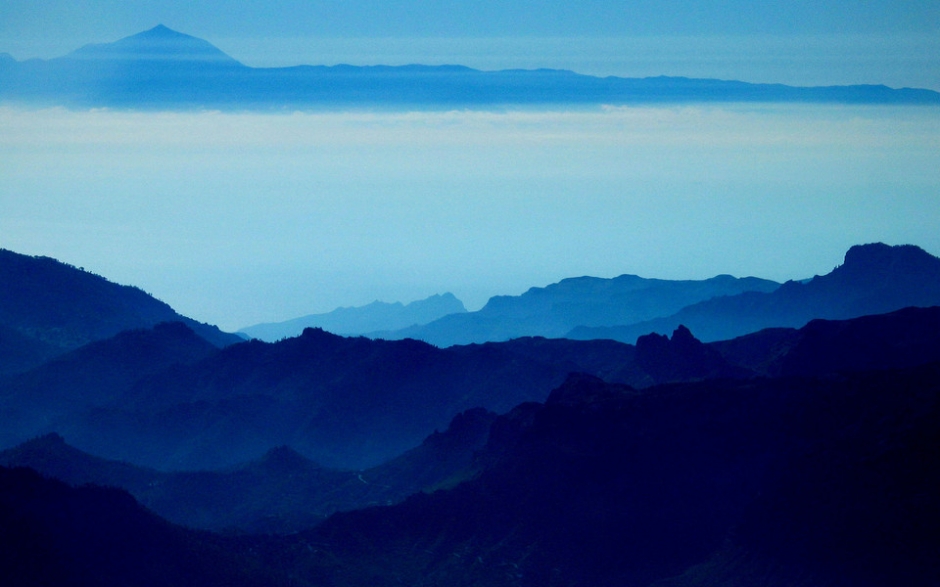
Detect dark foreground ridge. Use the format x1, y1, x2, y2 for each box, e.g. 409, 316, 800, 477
4, 360, 938, 586
2, 25, 939, 108
289, 364, 940, 586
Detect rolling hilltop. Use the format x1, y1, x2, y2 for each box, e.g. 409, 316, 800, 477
3, 25, 939, 108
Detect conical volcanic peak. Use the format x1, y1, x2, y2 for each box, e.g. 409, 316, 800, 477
66, 24, 242, 65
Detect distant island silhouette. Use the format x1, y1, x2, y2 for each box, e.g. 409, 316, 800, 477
2, 25, 939, 109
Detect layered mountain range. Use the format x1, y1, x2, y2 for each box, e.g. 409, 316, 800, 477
2, 242, 940, 586
365, 242, 940, 346
571, 242, 940, 343
3, 25, 939, 108
240, 293, 467, 342
3, 243, 940, 470
369, 273, 780, 346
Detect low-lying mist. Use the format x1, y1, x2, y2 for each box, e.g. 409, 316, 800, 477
1, 104, 938, 330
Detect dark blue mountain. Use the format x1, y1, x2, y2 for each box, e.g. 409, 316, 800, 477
0, 407, 495, 534
0, 321, 639, 470
571, 243, 940, 343
374, 274, 779, 347
6, 304, 940, 585
240, 293, 467, 341
277, 364, 940, 586
0, 466, 288, 586
0, 248, 241, 376
2, 26, 938, 108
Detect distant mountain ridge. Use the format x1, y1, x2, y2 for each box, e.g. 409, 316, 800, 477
373, 273, 780, 347
240, 293, 467, 341
3, 25, 938, 108
571, 243, 940, 343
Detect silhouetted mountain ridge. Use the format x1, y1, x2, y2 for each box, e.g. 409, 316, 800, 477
0, 465, 289, 586
0, 248, 241, 376
3, 26, 938, 108
6, 301, 940, 584
7, 300, 940, 474
571, 243, 940, 343
712, 305, 940, 379
240, 292, 467, 341
284, 364, 940, 586
0, 407, 497, 534
375, 273, 779, 346
0, 322, 220, 449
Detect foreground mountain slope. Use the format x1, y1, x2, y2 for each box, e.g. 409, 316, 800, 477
571, 243, 940, 343
0, 248, 241, 375
285, 365, 940, 587
0, 466, 288, 587
376, 274, 779, 347
240, 292, 467, 341
3, 26, 939, 108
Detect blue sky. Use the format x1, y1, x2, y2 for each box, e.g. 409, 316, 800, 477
1, 3, 939, 331
4, 1, 938, 39
2, 2, 938, 90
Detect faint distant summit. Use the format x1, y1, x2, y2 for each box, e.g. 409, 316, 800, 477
66, 24, 242, 65
240, 293, 468, 342
3, 26, 938, 108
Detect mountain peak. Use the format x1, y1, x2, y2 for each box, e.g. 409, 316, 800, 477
141, 24, 178, 37
833, 243, 940, 284
842, 242, 935, 268
67, 25, 242, 66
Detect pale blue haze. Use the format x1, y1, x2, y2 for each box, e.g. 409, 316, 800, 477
1, 3, 939, 330
2, 105, 938, 330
